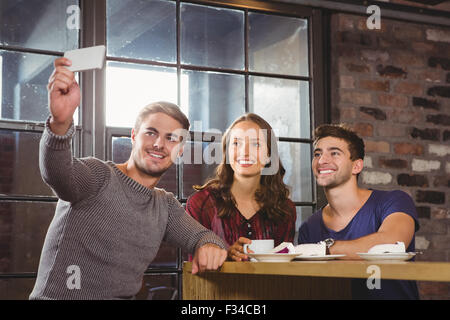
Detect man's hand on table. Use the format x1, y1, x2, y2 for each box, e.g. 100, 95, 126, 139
191, 243, 227, 275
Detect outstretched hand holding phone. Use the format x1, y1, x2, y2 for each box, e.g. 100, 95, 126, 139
47, 57, 80, 135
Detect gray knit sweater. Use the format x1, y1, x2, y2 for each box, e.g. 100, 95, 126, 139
29, 118, 225, 300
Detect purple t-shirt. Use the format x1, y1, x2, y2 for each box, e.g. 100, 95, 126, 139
298, 189, 420, 300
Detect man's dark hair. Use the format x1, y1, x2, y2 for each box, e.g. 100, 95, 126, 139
313, 124, 365, 161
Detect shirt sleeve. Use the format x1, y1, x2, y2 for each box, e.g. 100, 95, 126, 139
164, 194, 226, 254
186, 190, 211, 229
39, 117, 109, 204
379, 190, 420, 232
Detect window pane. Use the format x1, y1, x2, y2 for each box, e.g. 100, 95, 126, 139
0, 130, 61, 197
249, 13, 308, 77
135, 273, 178, 300
111, 136, 132, 164
0, 278, 36, 300
0, 201, 56, 273
107, 0, 176, 63
249, 76, 310, 139
278, 142, 312, 202
111, 136, 177, 195
294, 206, 313, 245
182, 141, 220, 199
0, 0, 79, 52
0, 51, 56, 122
106, 61, 177, 127
181, 70, 245, 133
295, 206, 313, 232
181, 3, 244, 70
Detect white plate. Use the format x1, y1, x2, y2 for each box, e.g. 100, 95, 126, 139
294, 254, 346, 261
247, 253, 300, 262
357, 252, 416, 261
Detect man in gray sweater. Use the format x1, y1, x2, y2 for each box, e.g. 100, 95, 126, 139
30, 57, 227, 300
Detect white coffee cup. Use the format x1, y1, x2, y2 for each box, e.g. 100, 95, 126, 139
243, 239, 274, 254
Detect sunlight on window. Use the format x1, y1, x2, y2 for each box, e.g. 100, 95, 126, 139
106, 65, 189, 128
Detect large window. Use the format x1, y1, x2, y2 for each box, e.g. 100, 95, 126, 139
0, 0, 325, 300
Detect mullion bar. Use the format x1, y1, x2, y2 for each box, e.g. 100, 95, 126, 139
278, 137, 313, 143
106, 56, 177, 69
248, 71, 310, 81
309, 8, 327, 210
0, 121, 45, 132
176, 0, 184, 278
0, 45, 63, 57
182, 0, 313, 17
244, 8, 249, 113
293, 202, 315, 206
176, 0, 184, 205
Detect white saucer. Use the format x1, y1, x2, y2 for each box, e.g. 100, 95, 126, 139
247, 253, 300, 262
357, 252, 416, 261
294, 254, 346, 261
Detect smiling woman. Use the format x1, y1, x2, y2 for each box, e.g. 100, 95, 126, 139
186, 113, 296, 261
228, 121, 270, 179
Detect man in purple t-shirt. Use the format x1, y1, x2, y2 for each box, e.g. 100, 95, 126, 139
298, 124, 419, 300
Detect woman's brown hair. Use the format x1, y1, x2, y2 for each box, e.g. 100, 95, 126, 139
194, 113, 293, 221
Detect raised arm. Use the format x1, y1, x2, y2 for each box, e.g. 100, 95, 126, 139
40, 58, 107, 203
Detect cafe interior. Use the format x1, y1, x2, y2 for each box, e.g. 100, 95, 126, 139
0, 0, 449, 300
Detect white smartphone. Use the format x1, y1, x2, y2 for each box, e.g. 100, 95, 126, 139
63, 45, 106, 72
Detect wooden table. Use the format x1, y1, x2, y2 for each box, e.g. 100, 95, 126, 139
183, 260, 450, 299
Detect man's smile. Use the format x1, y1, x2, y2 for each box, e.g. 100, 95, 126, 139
317, 167, 337, 176
146, 150, 167, 160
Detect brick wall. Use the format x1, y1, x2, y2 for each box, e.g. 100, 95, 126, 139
331, 13, 450, 299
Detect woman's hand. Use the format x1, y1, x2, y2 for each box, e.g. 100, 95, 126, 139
227, 237, 252, 261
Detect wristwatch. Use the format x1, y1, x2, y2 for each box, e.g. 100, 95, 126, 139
323, 238, 335, 254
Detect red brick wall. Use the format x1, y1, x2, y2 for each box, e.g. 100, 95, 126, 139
331, 13, 450, 299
